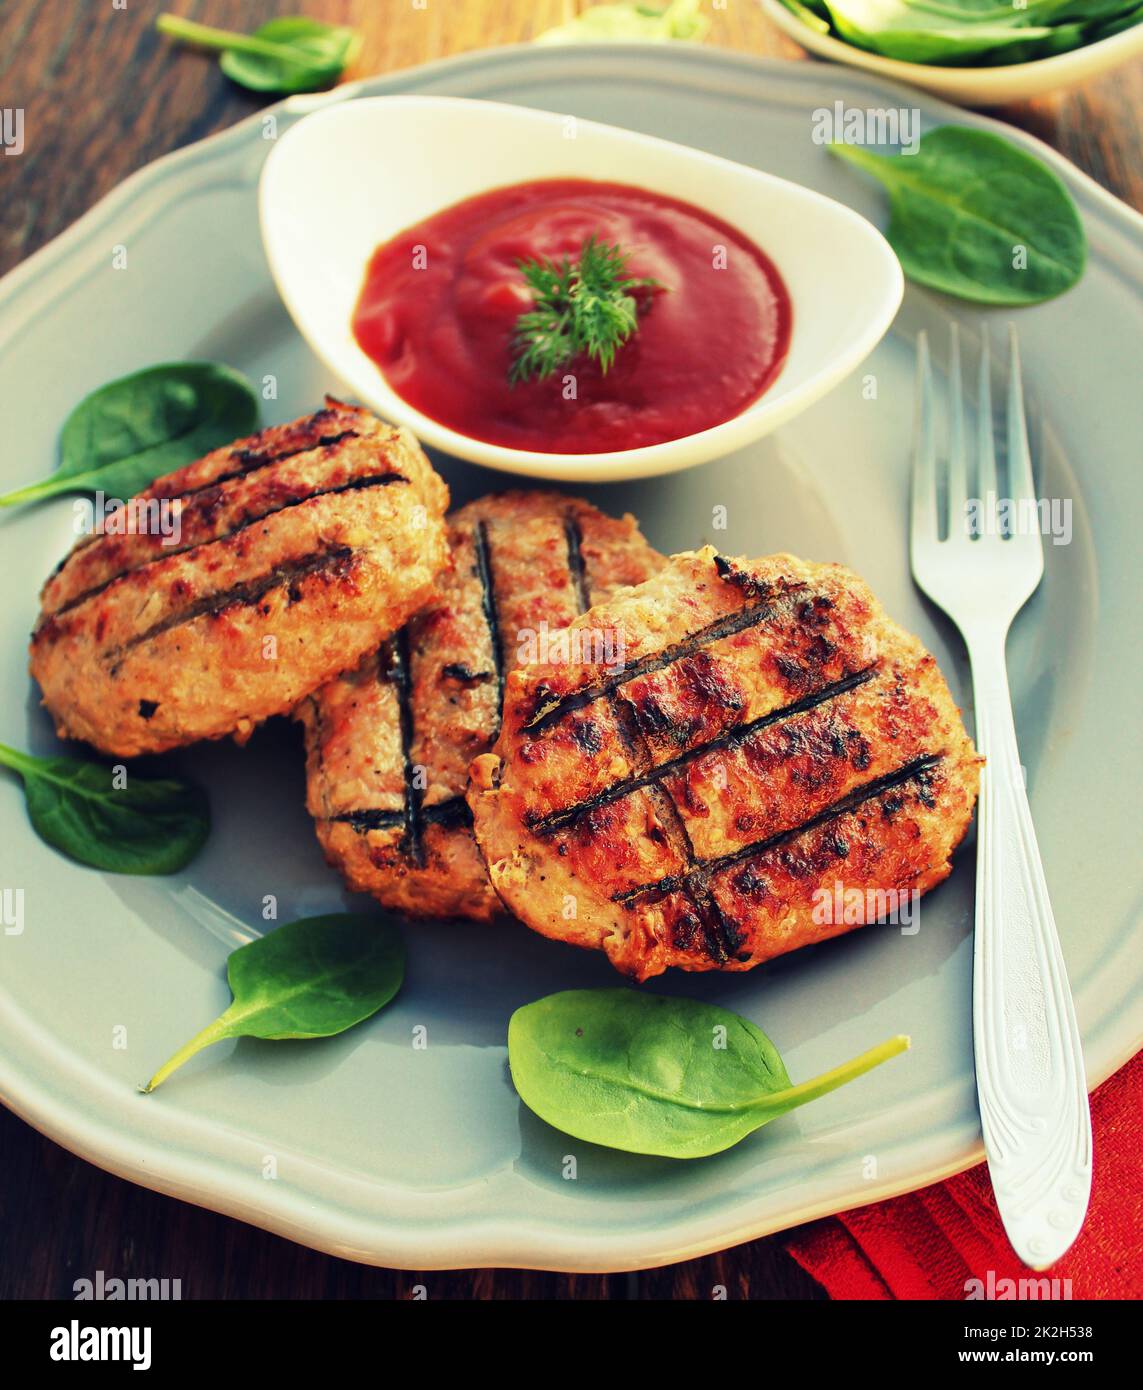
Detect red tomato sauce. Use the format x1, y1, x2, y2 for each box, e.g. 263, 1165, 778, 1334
352, 179, 792, 454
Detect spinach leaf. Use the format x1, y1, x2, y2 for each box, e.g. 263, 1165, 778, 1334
1036, 0, 1142, 21
0, 362, 258, 509
823, 1, 1063, 63
778, 0, 833, 34
508, 989, 908, 1158
830, 127, 1086, 304
0, 743, 209, 875
156, 14, 359, 94
145, 914, 405, 1091
879, 0, 1101, 20
972, 20, 1087, 64
793, 0, 1140, 64
1092, 0, 1143, 37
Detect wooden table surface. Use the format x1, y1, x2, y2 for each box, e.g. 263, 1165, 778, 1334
1, 0, 1139, 1300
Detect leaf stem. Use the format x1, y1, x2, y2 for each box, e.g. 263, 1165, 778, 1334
143, 1010, 235, 1093
826, 142, 891, 179
0, 742, 37, 779
155, 14, 316, 64
0, 745, 109, 798
0, 478, 60, 508
753, 1034, 910, 1114
778, 0, 830, 35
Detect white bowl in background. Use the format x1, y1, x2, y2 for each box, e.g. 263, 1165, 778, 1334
259, 94, 902, 482
761, 0, 1143, 108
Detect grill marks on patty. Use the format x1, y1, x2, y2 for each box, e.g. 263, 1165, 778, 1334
474, 519, 509, 723
339, 503, 594, 861
390, 629, 425, 867
49, 408, 363, 582
522, 578, 805, 736
469, 548, 981, 980
537, 575, 883, 964
529, 600, 943, 947
613, 753, 944, 906
176, 427, 360, 501
30, 402, 451, 757
520, 658, 894, 964
105, 545, 357, 665
334, 797, 474, 835
300, 493, 664, 921
39, 406, 408, 627
342, 522, 518, 873
527, 666, 880, 836
35, 427, 416, 658
155, 404, 362, 500
43, 470, 406, 621
608, 690, 737, 962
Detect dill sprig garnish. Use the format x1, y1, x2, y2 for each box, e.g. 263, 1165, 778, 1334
508, 235, 663, 386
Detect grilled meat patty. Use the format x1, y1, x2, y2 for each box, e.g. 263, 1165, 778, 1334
469, 547, 980, 979
31, 401, 449, 757
298, 492, 663, 921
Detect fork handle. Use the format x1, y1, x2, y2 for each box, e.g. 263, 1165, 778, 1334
968, 629, 1092, 1270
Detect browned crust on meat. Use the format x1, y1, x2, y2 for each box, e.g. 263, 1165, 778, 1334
30, 401, 449, 756
468, 547, 981, 979
299, 492, 663, 921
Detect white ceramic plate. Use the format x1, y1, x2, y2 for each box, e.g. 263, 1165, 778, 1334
761, 0, 1143, 107
1, 45, 1141, 1272
260, 94, 902, 481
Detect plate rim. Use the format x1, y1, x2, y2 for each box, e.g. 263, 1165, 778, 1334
3, 41, 1142, 324
2, 41, 1141, 1273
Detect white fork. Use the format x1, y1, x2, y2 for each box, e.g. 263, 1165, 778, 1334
910, 324, 1091, 1270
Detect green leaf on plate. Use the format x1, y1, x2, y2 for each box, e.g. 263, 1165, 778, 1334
144, 914, 406, 1092
0, 361, 259, 508
829, 126, 1086, 304
0, 743, 210, 875
509, 988, 909, 1158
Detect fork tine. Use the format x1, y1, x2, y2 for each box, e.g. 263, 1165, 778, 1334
947, 322, 968, 541
911, 330, 939, 552
1006, 323, 1036, 507
976, 327, 997, 536
977, 329, 997, 495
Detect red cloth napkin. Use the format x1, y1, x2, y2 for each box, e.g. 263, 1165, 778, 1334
784, 1049, 1143, 1299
